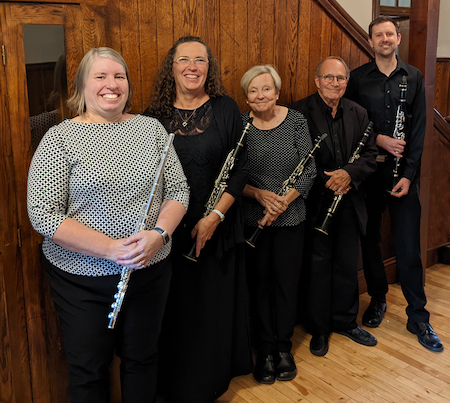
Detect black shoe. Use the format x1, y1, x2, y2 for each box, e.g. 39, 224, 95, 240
362, 299, 387, 328
335, 326, 377, 346
407, 321, 444, 352
310, 334, 329, 356
275, 352, 297, 381
253, 354, 275, 384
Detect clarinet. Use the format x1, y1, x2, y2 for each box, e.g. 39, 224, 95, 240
388, 75, 407, 194
315, 121, 373, 235
246, 132, 327, 248
182, 119, 253, 262
108, 132, 175, 329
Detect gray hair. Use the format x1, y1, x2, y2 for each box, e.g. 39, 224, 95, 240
315, 56, 350, 80
67, 47, 134, 116
240, 64, 282, 97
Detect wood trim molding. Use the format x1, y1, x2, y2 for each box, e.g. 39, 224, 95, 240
3, 0, 107, 5
434, 108, 450, 143
314, 0, 374, 57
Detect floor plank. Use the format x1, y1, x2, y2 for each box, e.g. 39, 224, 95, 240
218, 264, 450, 402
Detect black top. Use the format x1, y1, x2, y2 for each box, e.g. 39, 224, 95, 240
345, 58, 426, 182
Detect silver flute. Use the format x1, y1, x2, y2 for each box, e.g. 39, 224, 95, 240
245, 132, 327, 248
315, 121, 373, 235
388, 75, 407, 194
108, 132, 175, 329
182, 119, 253, 262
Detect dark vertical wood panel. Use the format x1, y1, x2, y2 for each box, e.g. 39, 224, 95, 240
173, 0, 192, 40
260, 0, 275, 67
340, 31, 352, 72
330, 21, 342, 57
155, 0, 175, 69
247, 0, 261, 70
435, 60, 450, 117
293, 0, 311, 102
308, 0, 322, 95
139, 0, 158, 110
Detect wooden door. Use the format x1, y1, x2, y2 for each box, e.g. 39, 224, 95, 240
0, 3, 83, 402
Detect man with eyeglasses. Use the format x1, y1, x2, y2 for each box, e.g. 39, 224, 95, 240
345, 16, 443, 352
290, 56, 378, 356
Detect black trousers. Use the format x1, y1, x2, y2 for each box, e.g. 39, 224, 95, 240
245, 223, 304, 355
361, 167, 429, 322
305, 202, 360, 335
43, 256, 172, 403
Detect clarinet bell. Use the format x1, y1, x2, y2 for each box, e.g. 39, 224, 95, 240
182, 242, 198, 262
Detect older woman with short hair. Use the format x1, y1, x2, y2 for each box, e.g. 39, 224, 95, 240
241, 65, 316, 385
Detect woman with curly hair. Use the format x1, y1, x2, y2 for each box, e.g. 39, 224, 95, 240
145, 36, 252, 403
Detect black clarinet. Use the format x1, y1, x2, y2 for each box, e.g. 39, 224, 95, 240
388, 75, 407, 194
315, 121, 373, 235
246, 133, 327, 248
182, 119, 253, 261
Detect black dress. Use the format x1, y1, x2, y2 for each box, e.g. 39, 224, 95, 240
146, 96, 252, 403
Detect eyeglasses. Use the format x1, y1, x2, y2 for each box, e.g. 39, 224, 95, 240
317, 74, 348, 84
174, 57, 209, 67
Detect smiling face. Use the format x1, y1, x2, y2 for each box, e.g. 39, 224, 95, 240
172, 41, 209, 96
246, 73, 278, 115
369, 21, 401, 59
315, 58, 348, 108
83, 55, 129, 121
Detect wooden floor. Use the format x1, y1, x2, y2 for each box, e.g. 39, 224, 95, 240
217, 263, 450, 403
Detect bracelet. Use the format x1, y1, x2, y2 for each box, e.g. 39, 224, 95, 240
212, 209, 225, 222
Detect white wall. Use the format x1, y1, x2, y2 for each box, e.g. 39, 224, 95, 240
336, 0, 450, 58
437, 0, 450, 58
336, 0, 372, 33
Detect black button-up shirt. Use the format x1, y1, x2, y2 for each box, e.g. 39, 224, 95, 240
345, 58, 426, 182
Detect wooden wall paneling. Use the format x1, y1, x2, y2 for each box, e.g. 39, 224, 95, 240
348, 40, 360, 71
138, 0, 158, 111
203, 0, 220, 62
119, 0, 143, 112
246, 0, 261, 70
155, 0, 175, 70
259, 0, 276, 68
435, 60, 450, 117
330, 21, 342, 58
308, 0, 322, 95
65, 5, 85, 99
102, 0, 121, 52
294, 0, 311, 103
281, 0, 300, 106
320, 10, 332, 59
409, 0, 440, 268
427, 118, 450, 256
273, 0, 288, 105
0, 7, 32, 402
232, 0, 249, 108
340, 32, 351, 77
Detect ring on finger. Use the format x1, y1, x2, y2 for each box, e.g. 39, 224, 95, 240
139, 260, 145, 268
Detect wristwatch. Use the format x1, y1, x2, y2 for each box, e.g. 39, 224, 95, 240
154, 227, 170, 245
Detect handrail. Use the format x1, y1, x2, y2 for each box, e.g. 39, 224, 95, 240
434, 108, 450, 144
314, 0, 374, 57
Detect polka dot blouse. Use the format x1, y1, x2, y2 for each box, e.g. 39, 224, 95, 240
27, 115, 189, 276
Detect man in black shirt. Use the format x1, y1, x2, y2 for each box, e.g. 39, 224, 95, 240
291, 56, 378, 356
345, 16, 443, 352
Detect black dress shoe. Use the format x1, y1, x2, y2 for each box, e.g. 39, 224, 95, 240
362, 299, 387, 328
275, 352, 297, 381
335, 326, 377, 346
407, 321, 444, 352
310, 334, 329, 356
253, 354, 275, 384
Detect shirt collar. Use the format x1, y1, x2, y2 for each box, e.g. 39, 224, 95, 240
366, 56, 409, 78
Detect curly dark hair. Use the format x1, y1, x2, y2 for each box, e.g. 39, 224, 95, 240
147, 36, 226, 117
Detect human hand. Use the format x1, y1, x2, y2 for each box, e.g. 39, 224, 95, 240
390, 177, 411, 198
116, 230, 164, 269
377, 134, 406, 157
191, 213, 221, 257
324, 169, 352, 195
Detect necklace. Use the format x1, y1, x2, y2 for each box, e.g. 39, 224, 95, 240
176, 108, 197, 127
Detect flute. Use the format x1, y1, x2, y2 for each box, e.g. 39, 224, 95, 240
388, 75, 407, 194
108, 132, 175, 329
182, 119, 253, 262
315, 121, 373, 235
246, 133, 327, 248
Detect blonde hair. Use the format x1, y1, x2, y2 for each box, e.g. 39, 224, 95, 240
67, 47, 134, 116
